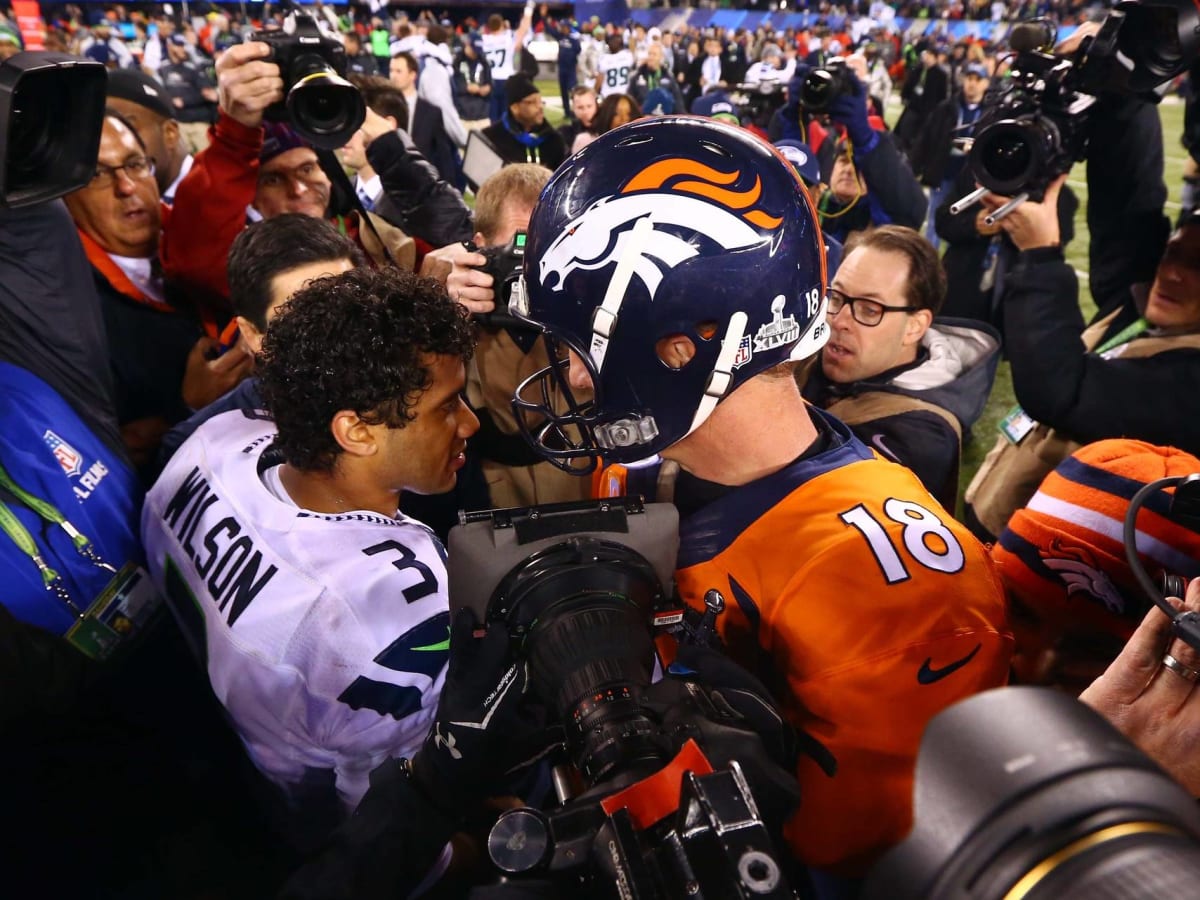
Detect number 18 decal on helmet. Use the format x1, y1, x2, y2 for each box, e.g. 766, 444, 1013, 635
511, 116, 828, 473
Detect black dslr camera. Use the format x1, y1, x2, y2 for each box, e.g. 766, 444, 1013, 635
733, 80, 788, 130
969, 1, 1200, 200
798, 57, 855, 113
470, 229, 528, 311
251, 13, 365, 149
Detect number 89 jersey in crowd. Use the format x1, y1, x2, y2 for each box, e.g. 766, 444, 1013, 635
672, 408, 1012, 876
141, 410, 449, 816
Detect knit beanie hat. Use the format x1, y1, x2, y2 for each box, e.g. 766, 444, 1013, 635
260, 122, 308, 165
505, 73, 539, 106
993, 439, 1200, 640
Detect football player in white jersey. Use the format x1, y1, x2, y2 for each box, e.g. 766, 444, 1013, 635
481, 2, 534, 123
142, 267, 478, 840
595, 33, 634, 98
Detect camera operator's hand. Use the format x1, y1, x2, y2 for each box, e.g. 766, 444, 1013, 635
1081, 579, 1200, 796
216, 41, 284, 130
1055, 21, 1102, 56
357, 107, 397, 149
418, 242, 495, 314
981, 173, 1068, 251
825, 67, 874, 151
408, 608, 539, 814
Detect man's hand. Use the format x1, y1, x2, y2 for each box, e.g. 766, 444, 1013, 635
182, 334, 255, 411
418, 242, 495, 314
975, 206, 1002, 237
409, 609, 543, 813
981, 173, 1068, 251
216, 41, 284, 130
825, 66, 874, 149
1054, 21, 1101, 57
1081, 579, 1200, 795
358, 106, 396, 148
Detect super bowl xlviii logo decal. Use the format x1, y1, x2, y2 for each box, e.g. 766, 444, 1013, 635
538, 158, 783, 301
753, 296, 800, 352
43, 429, 83, 477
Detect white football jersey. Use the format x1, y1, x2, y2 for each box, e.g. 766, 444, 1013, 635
142, 410, 449, 814
598, 49, 634, 97
481, 30, 517, 81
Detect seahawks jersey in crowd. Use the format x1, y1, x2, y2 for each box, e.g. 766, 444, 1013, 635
142, 410, 450, 816
598, 48, 634, 97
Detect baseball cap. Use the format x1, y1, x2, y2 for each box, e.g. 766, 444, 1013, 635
774, 139, 820, 186
168, 33, 188, 47
964, 62, 989, 78
261, 122, 310, 165
593, 26, 606, 39
107, 69, 177, 120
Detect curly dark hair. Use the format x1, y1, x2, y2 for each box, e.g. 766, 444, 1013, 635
257, 267, 474, 473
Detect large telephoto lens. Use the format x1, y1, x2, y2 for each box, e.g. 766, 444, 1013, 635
492, 538, 668, 787
285, 58, 366, 149
863, 687, 1200, 900
969, 116, 1059, 196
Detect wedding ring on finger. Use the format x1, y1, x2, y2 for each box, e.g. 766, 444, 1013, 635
1161, 652, 1200, 683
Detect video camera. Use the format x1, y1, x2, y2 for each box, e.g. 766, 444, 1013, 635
731, 79, 788, 130
965, 0, 1200, 206
0, 52, 107, 209
446, 498, 802, 899
251, 12, 365, 149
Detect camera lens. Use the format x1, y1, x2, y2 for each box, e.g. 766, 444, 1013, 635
970, 118, 1055, 195
285, 57, 366, 149
799, 68, 838, 112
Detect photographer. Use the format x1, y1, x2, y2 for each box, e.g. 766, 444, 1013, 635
804, 66, 927, 244
964, 91, 1200, 540
164, 41, 471, 312
418, 164, 591, 509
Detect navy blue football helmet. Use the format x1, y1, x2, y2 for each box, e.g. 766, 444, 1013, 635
510, 116, 829, 473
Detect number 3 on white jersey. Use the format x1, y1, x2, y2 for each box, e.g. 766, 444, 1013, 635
840, 500, 965, 584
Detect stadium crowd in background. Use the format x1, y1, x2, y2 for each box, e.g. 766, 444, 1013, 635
5, 0, 1200, 897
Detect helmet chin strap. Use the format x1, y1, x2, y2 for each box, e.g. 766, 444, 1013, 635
683, 311, 749, 440
589, 215, 655, 374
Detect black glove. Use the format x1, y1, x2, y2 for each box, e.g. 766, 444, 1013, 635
670, 642, 836, 778
826, 67, 877, 153
408, 607, 535, 814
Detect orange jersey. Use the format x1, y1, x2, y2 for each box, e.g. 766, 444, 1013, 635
670, 412, 1012, 876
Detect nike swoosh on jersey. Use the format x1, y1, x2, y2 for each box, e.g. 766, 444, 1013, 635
871, 432, 900, 462
413, 628, 451, 653
917, 642, 982, 685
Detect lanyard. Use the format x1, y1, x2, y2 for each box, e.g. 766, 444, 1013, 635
0, 463, 116, 617
1095, 317, 1149, 355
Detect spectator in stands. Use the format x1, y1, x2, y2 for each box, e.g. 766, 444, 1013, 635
559, 84, 599, 153
155, 34, 219, 153
593, 92, 642, 135
63, 112, 251, 472
480, 74, 567, 170
802, 226, 1000, 510
105, 68, 196, 204
417, 25, 468, 153
628, 42, 684, 115
389, 50, 459, 186
965, 93, 1200, 540
697, 35, 724, 96
452, 35, 493, 131
80, 17, 135, 70
344, 32, 376, 76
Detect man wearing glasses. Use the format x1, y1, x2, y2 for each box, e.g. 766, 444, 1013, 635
63, 112, 253, 474
802, 226, 1001, 511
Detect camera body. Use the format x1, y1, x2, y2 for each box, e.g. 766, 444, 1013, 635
471, 229, 528, 311
799, 58, 856, 113
733, 80, 787, 130
251, 14, 365, 149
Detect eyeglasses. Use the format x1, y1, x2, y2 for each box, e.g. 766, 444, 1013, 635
88, 155, 156, 190
258, 160, 325, 190
825, 287, 916, 327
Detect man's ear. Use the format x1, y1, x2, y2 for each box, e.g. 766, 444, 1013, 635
235, 315, 265, 356
904, 308, 933, 346
655, 334, 697, 370
162, 117, 181, 150
330, 410, 378, 458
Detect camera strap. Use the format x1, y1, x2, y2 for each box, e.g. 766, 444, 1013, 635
316, 148, 399, 270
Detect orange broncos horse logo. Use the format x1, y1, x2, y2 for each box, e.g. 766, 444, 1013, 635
538, 159, 783, 301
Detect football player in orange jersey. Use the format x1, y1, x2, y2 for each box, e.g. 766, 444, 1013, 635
511, 116, 1013, 882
